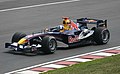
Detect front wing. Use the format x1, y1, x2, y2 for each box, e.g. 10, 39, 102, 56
5, 42, 42, 52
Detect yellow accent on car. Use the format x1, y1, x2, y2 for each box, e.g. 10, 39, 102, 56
18, 38, 27, 44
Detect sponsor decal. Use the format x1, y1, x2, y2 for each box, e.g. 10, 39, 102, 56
68, 35, 79, 43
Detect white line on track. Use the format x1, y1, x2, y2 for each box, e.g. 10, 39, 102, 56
0, 0, 80, 12
5, 46, 120, 74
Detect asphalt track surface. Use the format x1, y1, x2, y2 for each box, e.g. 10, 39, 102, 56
0, 0, 120, 73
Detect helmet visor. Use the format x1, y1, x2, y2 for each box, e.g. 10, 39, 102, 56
63, 20, 71, 24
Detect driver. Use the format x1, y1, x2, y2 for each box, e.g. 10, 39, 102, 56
60, 17, 73, 32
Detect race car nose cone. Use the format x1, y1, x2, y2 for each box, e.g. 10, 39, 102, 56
18, 38, 28, 45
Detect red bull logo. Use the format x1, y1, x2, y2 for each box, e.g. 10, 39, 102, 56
68, 35, 79, 43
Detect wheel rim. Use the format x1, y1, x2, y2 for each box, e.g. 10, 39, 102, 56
102, 30, 109, 43
49, 39, 56, 51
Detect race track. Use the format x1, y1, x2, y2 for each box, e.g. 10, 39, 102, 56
0, 0, 120, 73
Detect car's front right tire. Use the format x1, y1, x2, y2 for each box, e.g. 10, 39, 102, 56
12, 32, 26, 43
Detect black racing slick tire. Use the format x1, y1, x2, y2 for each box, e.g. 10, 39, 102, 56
11, 32, 26, 43
93, 27, 110, 45
41, 36, 57, 54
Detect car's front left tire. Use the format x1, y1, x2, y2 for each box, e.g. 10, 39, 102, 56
41, 36, 57, 54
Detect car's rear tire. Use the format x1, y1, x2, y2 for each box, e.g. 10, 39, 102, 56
12, 32, 26, 43
93, 27, 110, 45
41, 36, 57, 54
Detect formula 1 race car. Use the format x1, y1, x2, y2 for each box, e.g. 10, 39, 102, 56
5, 17, 110, 55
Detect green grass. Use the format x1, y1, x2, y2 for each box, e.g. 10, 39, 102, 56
42, 54, 120, 74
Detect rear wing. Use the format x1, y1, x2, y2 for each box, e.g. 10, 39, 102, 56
77, 18, 107, 28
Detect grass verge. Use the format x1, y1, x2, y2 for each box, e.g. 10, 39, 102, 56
42, 54, 120, 74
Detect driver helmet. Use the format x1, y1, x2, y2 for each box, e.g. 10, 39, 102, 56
62, 17, 72, 30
